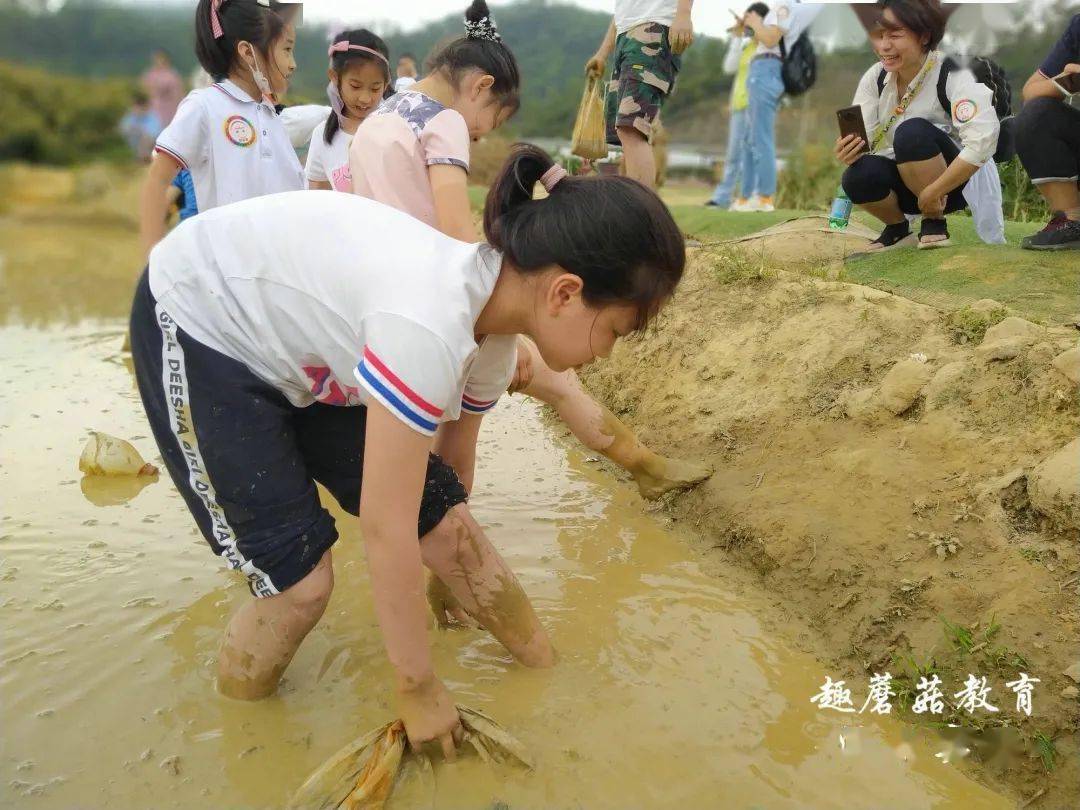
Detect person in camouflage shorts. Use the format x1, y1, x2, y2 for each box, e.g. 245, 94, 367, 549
604, 22, 681, 148
586, 1, 694, 189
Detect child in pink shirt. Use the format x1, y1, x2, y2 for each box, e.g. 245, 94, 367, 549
351, 0, 710, 501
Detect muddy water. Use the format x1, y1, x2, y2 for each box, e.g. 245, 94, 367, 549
0, 221, 1010, 809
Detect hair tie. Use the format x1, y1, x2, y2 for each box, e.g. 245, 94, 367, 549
211, 0, 270, 40
210, 0, 224, 38
540, 165, 568, 193
328, 41, 390, 67
464, 15, 501, 42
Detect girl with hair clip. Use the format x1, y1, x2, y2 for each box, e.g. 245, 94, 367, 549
350, 0, 710, 502
129, 143, 686, 754
306, 29, 392, 192
139, 0, 304, 255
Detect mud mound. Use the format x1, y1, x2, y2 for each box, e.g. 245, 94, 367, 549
580, 252, 1080, 804
720, 216, 879, 264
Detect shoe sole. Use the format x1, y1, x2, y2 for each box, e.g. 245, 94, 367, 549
917, 237, 951, 250
865, 233, 917, 253
1021, 242, 1080, 251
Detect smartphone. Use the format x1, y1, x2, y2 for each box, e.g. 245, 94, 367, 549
836, 105, 869, 152
1053, 71, 1080, 95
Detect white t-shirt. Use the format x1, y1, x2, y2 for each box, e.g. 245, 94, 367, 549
852, 52, 999, 166
305, 118, 354, 192
755, 1, 792, 57
154, 80, 305, 212
148, 191, 516, 436
614, 0, 677, 34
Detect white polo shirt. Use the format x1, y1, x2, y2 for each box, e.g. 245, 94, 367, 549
154, 79, 305, 212
148, 191, 516, 436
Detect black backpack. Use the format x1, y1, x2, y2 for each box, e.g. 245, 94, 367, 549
780, 33, 816, 96
875, 55, 1015, 162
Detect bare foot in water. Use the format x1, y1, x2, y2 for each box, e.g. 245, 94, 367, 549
632, 455, 712, 500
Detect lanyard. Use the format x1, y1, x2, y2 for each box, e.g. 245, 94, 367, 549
870, 52, 938, 153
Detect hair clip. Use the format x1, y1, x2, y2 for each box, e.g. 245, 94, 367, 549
540, 164, 568, 192
464, 15, 501, 42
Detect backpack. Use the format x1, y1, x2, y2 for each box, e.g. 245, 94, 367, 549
780, 33, 816, 96
875, 55, 1015, 162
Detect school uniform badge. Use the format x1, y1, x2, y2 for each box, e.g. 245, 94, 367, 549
224, 115, 257, 147
952, 99, 977, 124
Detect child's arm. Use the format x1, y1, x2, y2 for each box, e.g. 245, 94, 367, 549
432, 414, 484, 494
140, 151, 181, 257
308, 179, 332, 190
359, 402, 461, 752
428, 164, 477, 243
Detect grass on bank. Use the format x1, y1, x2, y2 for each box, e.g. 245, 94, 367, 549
471, 181, 1075, 325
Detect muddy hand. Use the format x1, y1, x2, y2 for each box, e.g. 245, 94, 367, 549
396, 675, 463, 762
427, 572, 479, 629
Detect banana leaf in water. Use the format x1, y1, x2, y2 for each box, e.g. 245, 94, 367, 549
288, 706, 532, 810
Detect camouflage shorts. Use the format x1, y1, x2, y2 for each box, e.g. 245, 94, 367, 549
605, 21, 681, 147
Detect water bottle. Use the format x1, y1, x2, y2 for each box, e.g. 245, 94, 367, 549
828, 186, 853, 230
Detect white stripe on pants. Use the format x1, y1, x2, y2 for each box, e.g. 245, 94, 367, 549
155, 303, 279, 597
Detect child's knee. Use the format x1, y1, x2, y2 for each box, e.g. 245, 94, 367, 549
282, 552, 334, 624
419, 505, 474, 570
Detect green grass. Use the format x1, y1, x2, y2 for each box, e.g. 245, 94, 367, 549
469, 181, 1077, 325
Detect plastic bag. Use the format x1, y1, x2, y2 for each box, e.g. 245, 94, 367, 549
571, 75, 609, 160
78, 431, 158, 476
288, 706, 533, 810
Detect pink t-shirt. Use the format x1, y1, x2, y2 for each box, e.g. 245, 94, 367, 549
349, 91, 471, 228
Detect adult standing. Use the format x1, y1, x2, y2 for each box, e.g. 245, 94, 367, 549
1015, 13, 1080, 251
585, 0, 695, 189
706, 4, 768, 210
740, 0, 792, 212
141, 50, 185, 128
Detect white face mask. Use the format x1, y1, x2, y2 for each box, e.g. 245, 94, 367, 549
241, 43, 275, 105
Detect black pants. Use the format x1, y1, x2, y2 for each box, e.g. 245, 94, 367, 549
129, 269, 468, 597
1015, 96, 1080, 186
842, 117, 969, 216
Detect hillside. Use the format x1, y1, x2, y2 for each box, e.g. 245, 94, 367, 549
0, 0, 1073, 156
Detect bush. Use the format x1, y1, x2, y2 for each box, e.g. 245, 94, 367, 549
776, 142, 842, 211
0, 60, 132, 164
998, 156, 1050, 224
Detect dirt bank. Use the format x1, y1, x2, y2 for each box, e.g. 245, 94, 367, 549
579, 232, 1080, 806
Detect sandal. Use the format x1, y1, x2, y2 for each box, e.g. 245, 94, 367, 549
918, 218, 951, 249
866, 221, 915, 252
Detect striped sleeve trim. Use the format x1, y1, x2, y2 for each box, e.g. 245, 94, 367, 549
355, 347, 444, 436
154, 144, 188, 169
461, 393, 497, 415
426, 157, 469, 172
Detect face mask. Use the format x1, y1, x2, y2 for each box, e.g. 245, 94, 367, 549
242, 44, 276, 105
326, 81, 350, 128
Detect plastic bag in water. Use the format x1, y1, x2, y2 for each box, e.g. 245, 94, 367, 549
78, 431, 158, 476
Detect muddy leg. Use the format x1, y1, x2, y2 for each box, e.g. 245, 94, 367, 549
216, 550, 334, 699
420, 505, 554, 668
519, 339, 710, 499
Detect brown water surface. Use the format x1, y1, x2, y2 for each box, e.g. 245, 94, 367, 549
0, 214, 1011, 809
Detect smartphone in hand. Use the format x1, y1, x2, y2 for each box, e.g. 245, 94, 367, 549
836, 106, 869, 153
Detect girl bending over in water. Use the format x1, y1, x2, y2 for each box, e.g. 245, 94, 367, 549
130, 143, 686, 757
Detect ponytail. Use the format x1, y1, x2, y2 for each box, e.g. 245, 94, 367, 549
484, 145, 685, 332
195, 0, 289, 81
428, 0, 521, 111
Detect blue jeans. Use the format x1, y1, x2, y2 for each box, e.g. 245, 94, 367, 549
710, 107, 755, 206
746, 57, 784, 197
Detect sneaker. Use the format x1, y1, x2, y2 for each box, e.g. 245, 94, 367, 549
917, 217, 951, 249
704, 199, 724, 208
1021, 212, 1080, 251
753, 195, 776, 213
865, 221, 915, 252
730, 197, 753, 212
